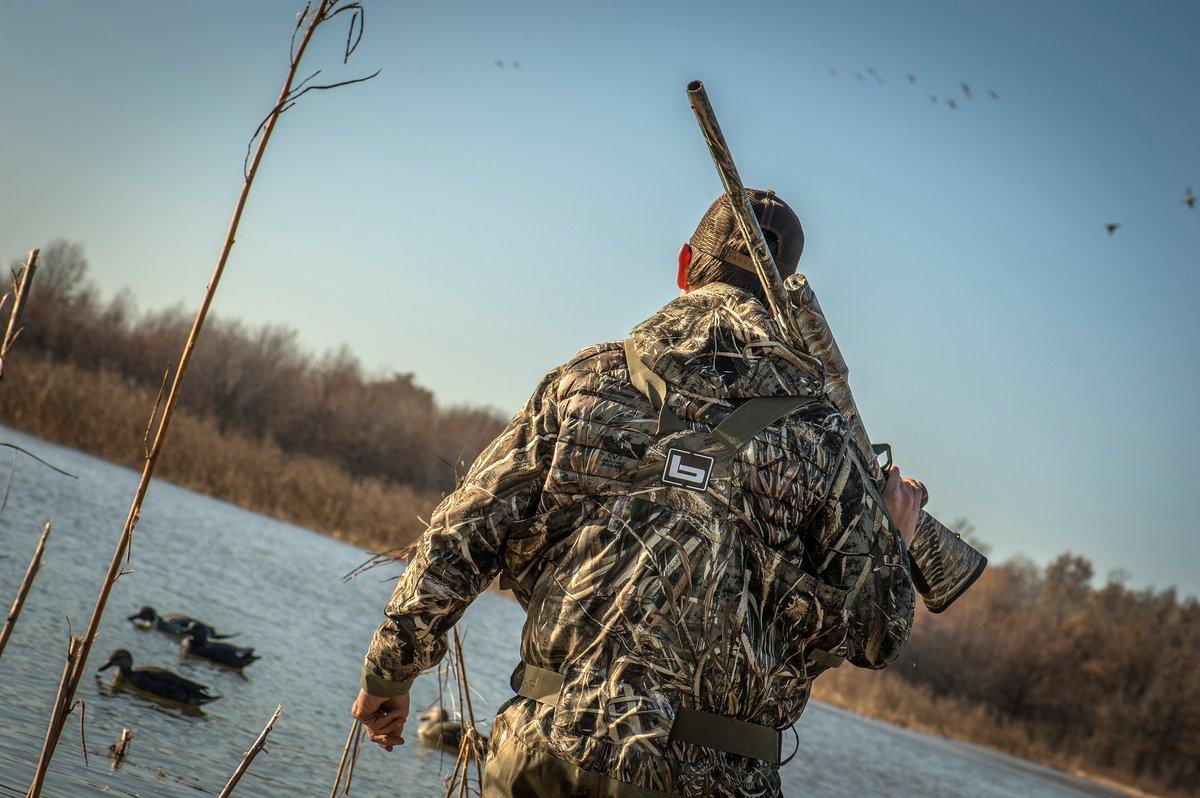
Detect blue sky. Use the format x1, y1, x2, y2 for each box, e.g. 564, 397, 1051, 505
2, 0, 1197, 595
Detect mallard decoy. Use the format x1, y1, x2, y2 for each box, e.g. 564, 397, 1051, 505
98, 649, 219, 705
181, 623, 259, 669
416, 707, 488, 753
127, 606, 238, 639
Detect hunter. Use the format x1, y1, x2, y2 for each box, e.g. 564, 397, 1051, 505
351, 190, 920, 797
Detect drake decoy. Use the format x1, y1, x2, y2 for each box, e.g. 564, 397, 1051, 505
416, 707, 488, 753
181, 623, 259, 669
127, 606, 238, 639
98, 649, 219, 705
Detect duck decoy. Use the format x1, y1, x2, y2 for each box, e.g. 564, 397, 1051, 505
98, 649, 219, 705
127, 606, 238, 639
416, 707, 488, 754
181, 623, 259, 669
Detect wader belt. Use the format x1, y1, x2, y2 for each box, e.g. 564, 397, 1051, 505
515, 664, 784, 765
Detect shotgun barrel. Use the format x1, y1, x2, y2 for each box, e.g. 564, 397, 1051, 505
685, 79, 986, 613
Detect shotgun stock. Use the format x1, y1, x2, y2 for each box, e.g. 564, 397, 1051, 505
685, 79, 986, 613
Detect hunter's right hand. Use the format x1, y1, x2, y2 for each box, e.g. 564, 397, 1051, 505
883, 465, 923, 546
351, 689, 410, 751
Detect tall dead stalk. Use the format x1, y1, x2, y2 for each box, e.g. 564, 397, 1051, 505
216, 705, 283, 797
24, 0, 377, 786
441, 626, 486, 798
329, 721, 366, 796
0, 521, 52, 659
26, 635, 81, 798
0, 248, 38, 382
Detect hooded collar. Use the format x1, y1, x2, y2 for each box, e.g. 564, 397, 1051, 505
628, 283, 824, 401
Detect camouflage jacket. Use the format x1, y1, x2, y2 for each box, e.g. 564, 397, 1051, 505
363, 282, 915, 796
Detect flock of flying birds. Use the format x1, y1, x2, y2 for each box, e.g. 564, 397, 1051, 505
830, 65, 999, 110
831, 66, 1196, 236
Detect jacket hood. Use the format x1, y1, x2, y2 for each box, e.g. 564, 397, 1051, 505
628, 282, 824, 400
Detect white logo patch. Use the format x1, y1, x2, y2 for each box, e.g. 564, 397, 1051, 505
662, 448, 714, 492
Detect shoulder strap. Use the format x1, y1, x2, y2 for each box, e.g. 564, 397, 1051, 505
711, 395, 818, 452
623, 339, 688, 435
624, 339, 816, 447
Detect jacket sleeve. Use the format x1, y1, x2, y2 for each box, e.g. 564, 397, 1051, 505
815, 435, 915, 670
360, 368, 562, 696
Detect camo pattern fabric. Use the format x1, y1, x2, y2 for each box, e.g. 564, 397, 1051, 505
364, 282, 915, 797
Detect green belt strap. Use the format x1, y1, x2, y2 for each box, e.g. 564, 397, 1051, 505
671, 707, 783, 765
516, 663, 783, 765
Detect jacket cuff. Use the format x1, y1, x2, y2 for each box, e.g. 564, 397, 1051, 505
360, 665, 415, 697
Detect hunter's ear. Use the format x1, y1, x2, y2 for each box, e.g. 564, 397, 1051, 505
677, 243, 692, 292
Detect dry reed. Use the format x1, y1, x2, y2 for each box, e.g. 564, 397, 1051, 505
26, 635, 81, 798
0, 249, 38, 382
216, 705, 283, 798
23, 0, 378, 785
0, 521, 51, 659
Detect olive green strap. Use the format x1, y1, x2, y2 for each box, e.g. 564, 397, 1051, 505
711, 395, 818, 452
623, 339, 688, 435
624, 340, 815, 446
670, 707, 783, 764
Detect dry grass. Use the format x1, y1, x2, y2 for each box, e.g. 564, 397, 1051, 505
0, 354, 437, 550
813, 666, 1185, 798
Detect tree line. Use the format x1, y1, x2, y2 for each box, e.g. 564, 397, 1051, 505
13, 240, 506, 496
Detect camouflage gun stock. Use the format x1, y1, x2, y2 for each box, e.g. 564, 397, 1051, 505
685, 80, 986, 613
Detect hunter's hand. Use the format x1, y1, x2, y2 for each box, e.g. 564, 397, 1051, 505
883, 465, 923, 546
351, 689, 410, 751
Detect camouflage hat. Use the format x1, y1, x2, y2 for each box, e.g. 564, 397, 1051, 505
689, 189, 804, 278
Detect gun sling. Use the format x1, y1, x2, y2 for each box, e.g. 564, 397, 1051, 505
624, 338, 817, 449
516, 664, 784, 765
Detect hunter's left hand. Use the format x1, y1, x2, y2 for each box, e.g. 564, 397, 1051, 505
351, 689, 410, 751
883, 465, 923, 546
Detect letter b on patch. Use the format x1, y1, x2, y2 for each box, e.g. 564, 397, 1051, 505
662, 448, 714, 491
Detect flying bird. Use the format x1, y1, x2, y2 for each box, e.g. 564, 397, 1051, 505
987, 89, 1000, 100
1105, 223, 1120, 236
930, 94, 938, 104
946, 98, 958, 110
960, 82, 972, 99
830, 67, 838, 77
854, 72, 865, 82
493, 59, 504, 68
1182, 186, 1195, 209
907, 73, 917, 83
512, 60, 520, 69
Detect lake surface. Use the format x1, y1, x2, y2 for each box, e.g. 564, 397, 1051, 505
0, 425, 1130, 797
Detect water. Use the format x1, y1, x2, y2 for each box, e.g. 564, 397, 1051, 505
0, 425, 1128, 798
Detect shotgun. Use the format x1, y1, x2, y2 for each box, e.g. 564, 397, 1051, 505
685, 79, 986, 612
